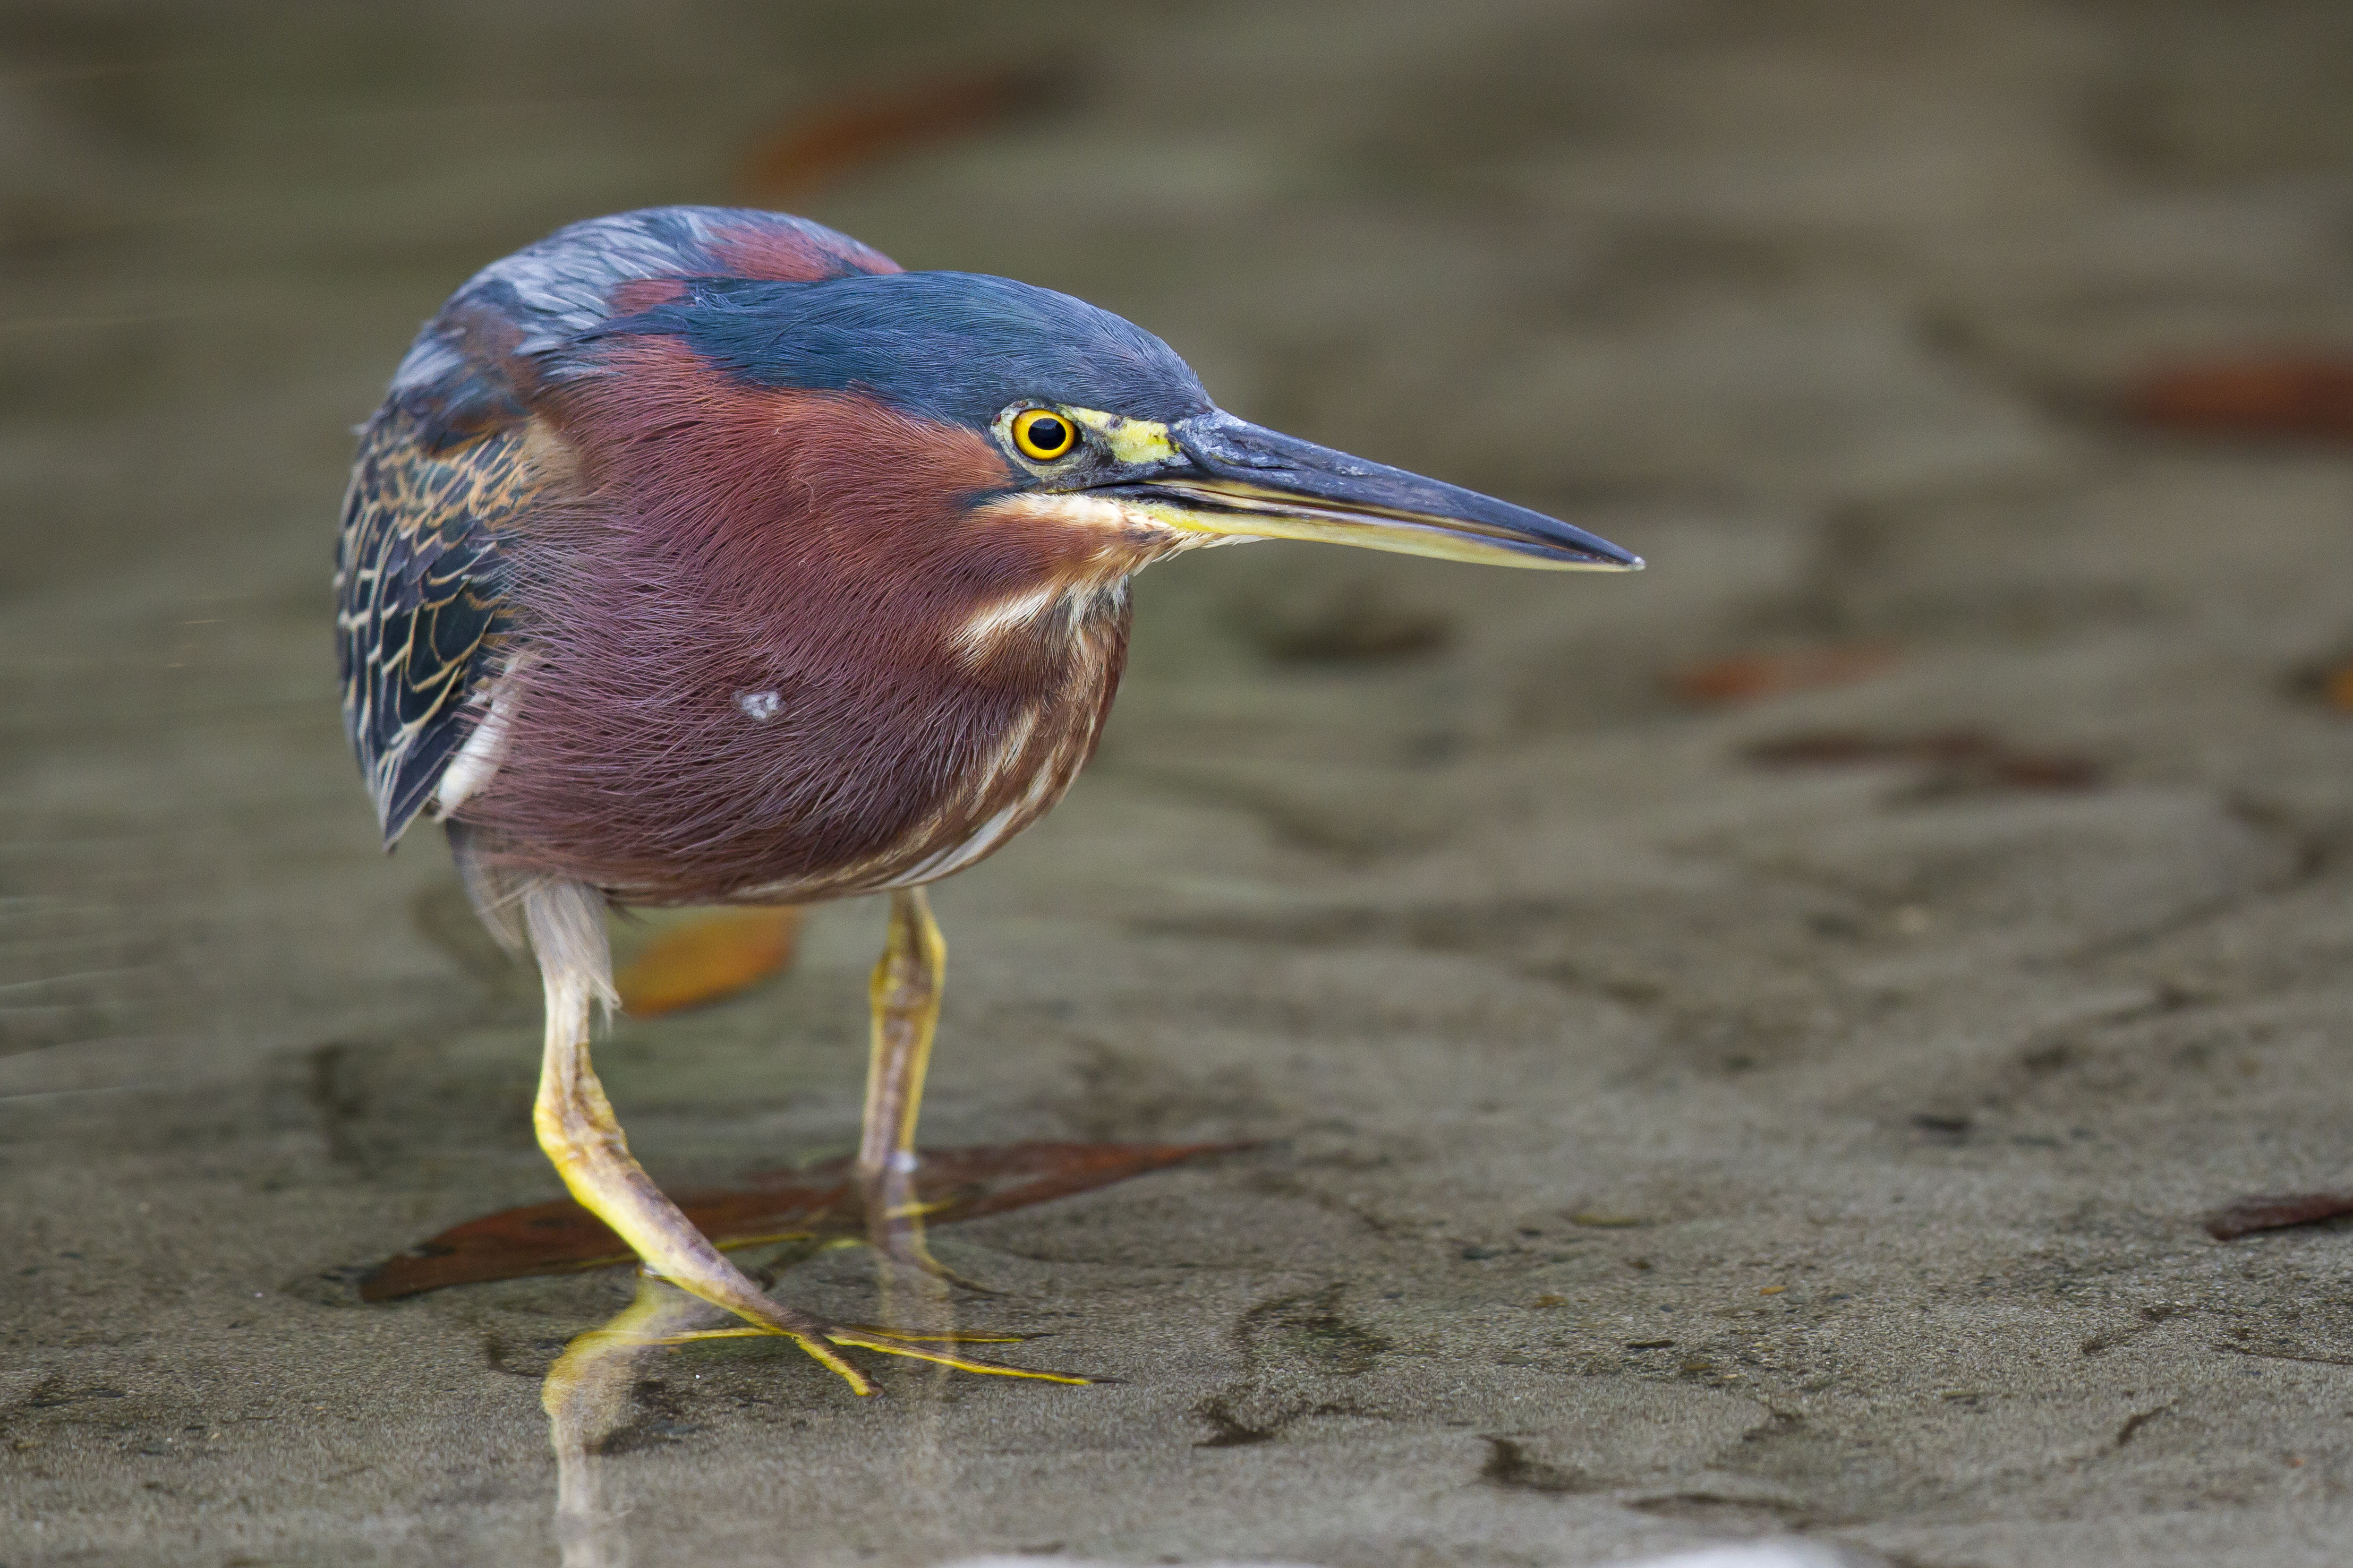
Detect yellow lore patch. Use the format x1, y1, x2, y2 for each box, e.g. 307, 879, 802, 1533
1066, 407, 1181, 467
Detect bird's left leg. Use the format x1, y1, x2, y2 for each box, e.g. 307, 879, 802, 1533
854, 887, 985, 1288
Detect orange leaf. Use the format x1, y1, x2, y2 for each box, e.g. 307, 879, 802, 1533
2324, 666, 2353, 713
740, 64, 1061, 201
615, 907, 804, 1017
357, 1141, 1244, 1301
1666, 643, 1900, 706
2127, 356, 2353, 441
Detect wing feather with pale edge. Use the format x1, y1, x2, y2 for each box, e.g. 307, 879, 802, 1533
336, 207, 901, 847
334, 412, 535, 845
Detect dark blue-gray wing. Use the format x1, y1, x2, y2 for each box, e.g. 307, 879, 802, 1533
334, 410, 537, 845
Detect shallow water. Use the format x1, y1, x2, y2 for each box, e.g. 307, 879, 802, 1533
9, 3, 2353, 1564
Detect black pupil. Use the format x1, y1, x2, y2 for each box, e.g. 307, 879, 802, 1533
1028, 416, 1069, 452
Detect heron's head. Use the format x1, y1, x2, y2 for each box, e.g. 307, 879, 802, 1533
566, 268, 1640, 600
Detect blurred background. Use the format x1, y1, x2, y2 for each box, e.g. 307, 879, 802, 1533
9, 3, 2353, 1565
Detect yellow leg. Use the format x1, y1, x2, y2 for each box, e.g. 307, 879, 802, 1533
522, 881, 1072, 1393
854, 889, 992, 1289
858, 888, 944, 1180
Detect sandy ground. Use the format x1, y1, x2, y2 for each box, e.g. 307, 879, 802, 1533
8, 1, 2353, 1564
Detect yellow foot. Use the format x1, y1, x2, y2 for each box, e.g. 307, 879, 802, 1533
858, 1171, 1002, 1296
643, 1315, 1086, 1386
569, 1223, 1068, 1393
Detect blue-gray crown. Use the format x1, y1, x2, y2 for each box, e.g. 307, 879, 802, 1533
589, 271, 1213, 431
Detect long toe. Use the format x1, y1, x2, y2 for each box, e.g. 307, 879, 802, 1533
650, 1314, 1092, 1387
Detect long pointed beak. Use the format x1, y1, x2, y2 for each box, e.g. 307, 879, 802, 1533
1099, 411, 1642, 571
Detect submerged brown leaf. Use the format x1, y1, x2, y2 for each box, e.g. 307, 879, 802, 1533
740, 64, 1063, 201
615, 907, 804, 1017
359, 1141, 1241, 1301
2126, 356, 2353, 441
2206, 1192, 2353, 1241
1742, 727, 2104, 792
1666, 643, 1900, 706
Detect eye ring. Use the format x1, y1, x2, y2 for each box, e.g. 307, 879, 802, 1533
1012, 407, 1078, 461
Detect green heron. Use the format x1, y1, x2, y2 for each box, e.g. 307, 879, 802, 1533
336, 207, 1639, 1394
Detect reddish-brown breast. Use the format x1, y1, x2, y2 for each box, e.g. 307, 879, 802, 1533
457, 338, 1131, 905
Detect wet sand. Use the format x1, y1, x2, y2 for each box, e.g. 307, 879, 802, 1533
8, 2, 2353, 1564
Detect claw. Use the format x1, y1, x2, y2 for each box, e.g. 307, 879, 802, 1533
791, 1334, 879, 1395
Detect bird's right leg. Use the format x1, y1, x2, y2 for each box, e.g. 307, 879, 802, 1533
851, 887, 989, 1290
521, 880, 1072, 1394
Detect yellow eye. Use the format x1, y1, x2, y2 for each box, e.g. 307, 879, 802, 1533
1012, 408, 1078, 461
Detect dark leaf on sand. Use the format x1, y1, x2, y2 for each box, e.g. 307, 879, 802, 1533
358, 1141, 1240, 1301
1244, 582, 1453, 663
1742, 727, 2104, 792
2206, 1192, 2353, 1241
2126, 356, 2353, 442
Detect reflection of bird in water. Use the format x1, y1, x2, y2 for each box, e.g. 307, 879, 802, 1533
542, 1276, 718, 1568
336, 207, 1640, 1393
